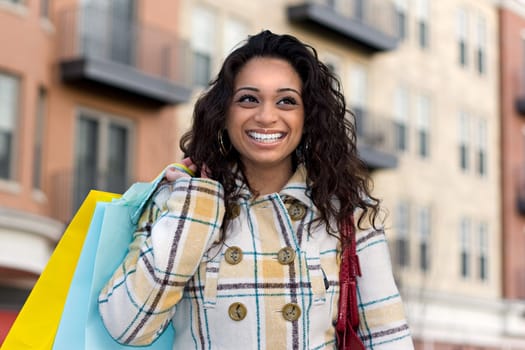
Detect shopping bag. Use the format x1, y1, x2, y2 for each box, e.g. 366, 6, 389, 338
53, 176, 175, 349
1, 190, 120, 350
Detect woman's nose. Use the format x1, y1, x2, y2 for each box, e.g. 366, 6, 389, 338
254, 103, 277, 125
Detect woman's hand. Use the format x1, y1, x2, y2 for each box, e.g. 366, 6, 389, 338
165, 158, 211, 181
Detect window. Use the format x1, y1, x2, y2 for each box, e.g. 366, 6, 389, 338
457, 9, 468, 67
478, 222, 488, 281
395, 201, 410, 267
417, 206, 431, 271
349, 65, 368, 137
394, 87, 409, 152
460, 218, 471, 278
416, 94, 431, 158
33, 88, 47, 190
458, 111, 470, 171
416, 0, 430, 49
475, 118, 487, 176
191, 6, 216, 87
223, 18, 248, 59
476, 15, 487, 75
74, 110, 133, 210
395, 0, 408, 41
0, 72, 20, 181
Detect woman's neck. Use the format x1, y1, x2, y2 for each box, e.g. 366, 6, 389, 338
242, 161, 294, 196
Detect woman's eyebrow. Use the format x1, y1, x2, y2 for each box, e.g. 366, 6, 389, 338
233, 86, 301, 95
277, 87, 301, 95
234, 86, 259, 94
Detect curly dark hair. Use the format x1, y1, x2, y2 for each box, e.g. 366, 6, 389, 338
180, 30, 380, 245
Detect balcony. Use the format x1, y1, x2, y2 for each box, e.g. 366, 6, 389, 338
57, 4, 192, 106
353, 107, 398, 171
287, 0, 398, 52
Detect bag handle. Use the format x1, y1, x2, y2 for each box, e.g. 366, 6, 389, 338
335, 216, 366, 350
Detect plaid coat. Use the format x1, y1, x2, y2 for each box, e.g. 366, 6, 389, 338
98, 166, 414, 349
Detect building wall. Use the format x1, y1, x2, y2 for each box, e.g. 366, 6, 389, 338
0, 0, 186, 293
499, 0, 525, 300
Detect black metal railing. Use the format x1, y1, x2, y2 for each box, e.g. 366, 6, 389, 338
288, 0, 398, 51
317, 0, 396, 36
57, 4, 192, 87
352, 107, 396, 155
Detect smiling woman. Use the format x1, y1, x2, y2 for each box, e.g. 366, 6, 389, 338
98, 30, 414, 350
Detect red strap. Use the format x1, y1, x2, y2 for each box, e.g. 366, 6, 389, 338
336, 216, 365, 350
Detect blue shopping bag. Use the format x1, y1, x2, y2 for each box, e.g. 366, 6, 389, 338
53, 176, 175, 349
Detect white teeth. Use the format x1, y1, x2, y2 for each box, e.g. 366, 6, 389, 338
247, 131, 284, 143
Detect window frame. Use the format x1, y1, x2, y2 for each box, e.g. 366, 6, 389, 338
456, 8, 468, 67
458, 111, 470, 171
33, 87, 47, 190
191, 5, 217, 87
416, 0, 430, 49
395, 200, 411, 268
0, 71, 21, 182
477, 222, 489, 281
394, 87, 409, 152
475, 15, 487, 75
460, 217, 471, 278
73, 107, 134, 210
416, 94, 431, 158
417, 206, 431, 272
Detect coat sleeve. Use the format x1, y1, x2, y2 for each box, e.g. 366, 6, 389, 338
355, 228, 415, 349
98, 177, 225, 346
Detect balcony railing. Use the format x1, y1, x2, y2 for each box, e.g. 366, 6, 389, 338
352, 107, 398, 170
287, 0, 398, 52
50, 169, 133, 224
57, 4, 192, 105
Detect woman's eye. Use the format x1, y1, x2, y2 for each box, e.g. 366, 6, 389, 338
277, 97, 297, 105
237, 95, 258, 104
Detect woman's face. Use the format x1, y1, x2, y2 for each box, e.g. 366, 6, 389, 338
226, 57, 304, 173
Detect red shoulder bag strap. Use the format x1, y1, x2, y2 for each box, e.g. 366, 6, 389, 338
335, 216, 366, 350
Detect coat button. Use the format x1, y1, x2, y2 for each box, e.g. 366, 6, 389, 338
228, 302, 247, 321
282, 303, 301, 321
288, 202, 306, 221
225, 246, 243, 265
226, 203, 241, 219
277, 247, 295, 265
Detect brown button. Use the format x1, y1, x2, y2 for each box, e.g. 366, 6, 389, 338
228, 302, 247, 321
282, 303, 301, 321
288, 202, 306, 221
277, 247, 296, 265
225, 246, 243, 265
227, 204, 241, 219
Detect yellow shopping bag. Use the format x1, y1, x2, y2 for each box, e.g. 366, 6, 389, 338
1, 190, 120, 350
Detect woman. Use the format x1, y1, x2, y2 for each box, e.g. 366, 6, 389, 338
99, 30, 414, 349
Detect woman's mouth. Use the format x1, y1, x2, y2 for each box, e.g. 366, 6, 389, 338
247, 131, 286, 143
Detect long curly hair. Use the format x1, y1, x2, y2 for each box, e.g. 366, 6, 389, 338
180, 30, 380, 245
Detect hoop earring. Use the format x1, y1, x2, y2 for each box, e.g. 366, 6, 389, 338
218, 129, 232, 156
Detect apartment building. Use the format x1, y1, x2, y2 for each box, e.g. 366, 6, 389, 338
0, 0, 191, 342
176, 0, 524, 348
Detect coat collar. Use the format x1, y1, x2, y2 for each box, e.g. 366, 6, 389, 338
234, 164, 313, 209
